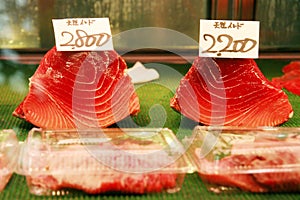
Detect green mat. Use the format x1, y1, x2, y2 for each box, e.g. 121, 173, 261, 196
0, 58, 299, 199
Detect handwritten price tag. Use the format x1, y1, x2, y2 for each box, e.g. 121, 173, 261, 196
199, 19, 260, 58
52, 18, 114, 51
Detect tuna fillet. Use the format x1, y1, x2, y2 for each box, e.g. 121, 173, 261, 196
13, 47, 140, 129
271, 61, 300, 96
170, 57, 293, 127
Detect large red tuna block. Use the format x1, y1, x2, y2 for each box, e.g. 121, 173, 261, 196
13, 47, 140, 129
170, 57, 293, 127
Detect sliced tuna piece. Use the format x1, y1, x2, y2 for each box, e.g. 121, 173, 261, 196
251, 150, 300, 192
271, 61, 300, 96
198, 155, 267, 193
198, 146, 300, 193
13, 47, 140, 129
171, 57, 293, 127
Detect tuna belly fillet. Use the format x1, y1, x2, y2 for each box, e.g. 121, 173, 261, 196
13, 47, 140, 129
170, 57, 293, 127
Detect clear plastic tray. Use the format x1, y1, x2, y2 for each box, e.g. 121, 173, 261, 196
0, 129, 19, 192
16, 128, 192, 196
189, 126, 300, 193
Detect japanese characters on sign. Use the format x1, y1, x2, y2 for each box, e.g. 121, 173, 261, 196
199, 19, 260, 58
213, 21, 244, 29
66, 18, 96, 26
52, 18, 114, 51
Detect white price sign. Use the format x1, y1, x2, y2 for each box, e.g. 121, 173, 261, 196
52, 18, 114, 51
199, 19, 260, 58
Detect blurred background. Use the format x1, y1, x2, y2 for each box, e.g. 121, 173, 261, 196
0, 0, 299, 55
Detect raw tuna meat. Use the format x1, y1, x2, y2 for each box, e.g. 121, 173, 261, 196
197, 142, 300, 193
271, 61, 300, 96
0, 152, 14, 192
0, 130, 19, 192
13, 47, 140, 129
251, 150, 300, 192
170, 57, 293, 127
25, 144, 179, 195
198, 155, 267, 193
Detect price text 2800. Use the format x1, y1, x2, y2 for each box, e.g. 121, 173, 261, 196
60, 29, 111, 49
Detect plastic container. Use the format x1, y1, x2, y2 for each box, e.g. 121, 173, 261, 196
189, 126, 300, 194
0, 129, 19, 192
16, 128, 192, 196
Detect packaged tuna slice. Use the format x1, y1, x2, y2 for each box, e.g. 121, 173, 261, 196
16, 128, 192, 196
0, 129, 19, 192
188, 126, 300, 193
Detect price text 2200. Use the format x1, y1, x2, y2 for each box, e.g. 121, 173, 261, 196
60, 29, 111, 49
201, 34, 257, 56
